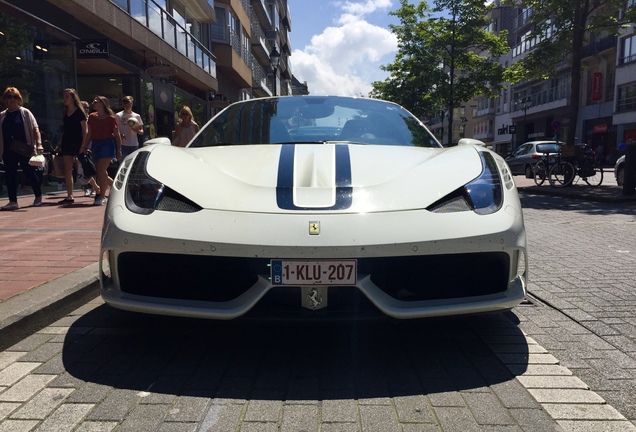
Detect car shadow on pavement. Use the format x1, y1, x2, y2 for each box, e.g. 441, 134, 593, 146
60, 306, 529, 401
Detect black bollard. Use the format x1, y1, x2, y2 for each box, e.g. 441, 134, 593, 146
623, 141, 636, 196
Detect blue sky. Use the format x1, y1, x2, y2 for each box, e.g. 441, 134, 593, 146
286, 0, 400, 96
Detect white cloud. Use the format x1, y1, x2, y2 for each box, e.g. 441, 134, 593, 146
291, 1, 397, 96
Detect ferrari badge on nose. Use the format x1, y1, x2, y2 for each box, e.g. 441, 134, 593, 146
309, 221, 320, 235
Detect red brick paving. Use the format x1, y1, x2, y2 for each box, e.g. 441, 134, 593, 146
0, 193, 104, 302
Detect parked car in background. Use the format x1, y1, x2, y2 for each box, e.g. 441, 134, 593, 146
99, 95, 527, 320
506, 141, 562, 178
615, 155, 625, 186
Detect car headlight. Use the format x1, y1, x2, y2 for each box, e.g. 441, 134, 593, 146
428, 152, 503, 215
125, 151, 202, 215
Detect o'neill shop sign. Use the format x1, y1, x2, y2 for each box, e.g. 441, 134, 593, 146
76, 39, 110, 59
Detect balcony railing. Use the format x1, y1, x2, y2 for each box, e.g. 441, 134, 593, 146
211, 25, 252, 69
582, 35, 618, 58
111, 0, 216, 78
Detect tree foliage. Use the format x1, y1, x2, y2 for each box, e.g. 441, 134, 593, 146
503, 0, 636, 147
370, 0, 510, 146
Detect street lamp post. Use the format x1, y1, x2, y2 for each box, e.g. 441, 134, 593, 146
521, 96, 530, 142
269, 46, 281, 97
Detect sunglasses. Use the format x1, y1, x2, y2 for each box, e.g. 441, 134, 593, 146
180, 113, 190, 117
5, 94, 19, 100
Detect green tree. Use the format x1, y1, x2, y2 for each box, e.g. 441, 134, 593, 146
370, 0, 510, 146
504, 0, 636, 148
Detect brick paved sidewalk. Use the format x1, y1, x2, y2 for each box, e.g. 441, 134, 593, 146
0, 192, 104, 303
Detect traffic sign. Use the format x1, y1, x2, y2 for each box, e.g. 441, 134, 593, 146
551, 120, 562, 131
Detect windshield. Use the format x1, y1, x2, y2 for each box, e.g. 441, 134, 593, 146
190, 96, 441, 148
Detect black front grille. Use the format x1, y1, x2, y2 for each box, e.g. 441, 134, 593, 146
118, 252, 510, 303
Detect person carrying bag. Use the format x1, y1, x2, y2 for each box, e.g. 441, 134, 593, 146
0, 87, 43, 210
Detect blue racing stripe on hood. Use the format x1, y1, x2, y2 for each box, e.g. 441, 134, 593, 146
276, 144, 353, 210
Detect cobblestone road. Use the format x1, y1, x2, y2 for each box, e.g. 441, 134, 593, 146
514, 192, 636, 425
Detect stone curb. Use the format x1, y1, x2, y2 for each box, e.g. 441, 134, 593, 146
0, 263, 100, 347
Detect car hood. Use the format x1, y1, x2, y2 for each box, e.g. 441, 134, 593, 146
143, 144, 484, 213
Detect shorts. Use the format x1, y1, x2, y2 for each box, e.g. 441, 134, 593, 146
92, 138, 116, 160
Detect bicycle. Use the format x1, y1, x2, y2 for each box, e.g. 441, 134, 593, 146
532, 150, 560, 186
548, 145, 603, 188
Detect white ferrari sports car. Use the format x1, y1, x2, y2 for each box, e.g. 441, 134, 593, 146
100, 96, 527, 320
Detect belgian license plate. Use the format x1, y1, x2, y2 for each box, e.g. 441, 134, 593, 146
270, 259, 357, 286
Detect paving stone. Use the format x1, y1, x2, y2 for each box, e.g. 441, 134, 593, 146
11, 387, 74, 419
0, 374, 55, 402
358, 404, 398, 432
542, 403, 626, 420
243, 399, 282, 423
517, 375, 589, 389
508, 408, 560, 431
488, 379, 540, 410
320, 423, 358, 432
279, 404, 318, 432
0, 363, 41, 387
433, 406, 481, 432
0, 419, 39, 432
462, 392, 515, 425
114, 404, 168, 432
557, 420, 636, 431
393, 395, 435, 424
321, 399, 357, 423
34, 403, 94, 432
86, 389, 139, 421
6, 334, 53, 353
0, 353, 26, 371
0, 402, 20, 422
74, 421, 119, 432
527, 388, 605, 404
195, 403, 244, 432
19, 343, 63, 363
239, 422, 278, 432
164, 396, 209, 422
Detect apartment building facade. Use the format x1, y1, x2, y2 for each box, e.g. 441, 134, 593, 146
468, 0, 636, 161
0, 0, 292, 145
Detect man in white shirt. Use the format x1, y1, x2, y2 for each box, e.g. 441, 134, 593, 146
116, 95, 143, 158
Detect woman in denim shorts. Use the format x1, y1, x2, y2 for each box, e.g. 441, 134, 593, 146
80, 96, 122, 206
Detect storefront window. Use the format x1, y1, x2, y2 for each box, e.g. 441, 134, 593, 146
0, 12, 75, 147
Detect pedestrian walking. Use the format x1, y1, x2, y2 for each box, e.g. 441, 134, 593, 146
171, 106, 199, 147
0, 87, 43, 210
55, 88, 87, 205
80, 95, 122, 206
116, 95, 143, 158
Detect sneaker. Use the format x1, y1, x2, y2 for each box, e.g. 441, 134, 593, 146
93, 196, 104, 206
33, 197, 42, 207
1, 202, 19, 211
84, 188, 92, 197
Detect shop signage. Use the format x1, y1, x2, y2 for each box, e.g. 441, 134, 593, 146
594, 123, 609, 133
76, 39, 110, 59
592, 72, 602, 101
146, 64, 178, 78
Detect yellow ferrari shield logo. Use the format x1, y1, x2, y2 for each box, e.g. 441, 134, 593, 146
309, 221, 320, 235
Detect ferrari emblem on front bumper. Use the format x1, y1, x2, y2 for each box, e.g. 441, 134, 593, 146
302, 286, 328, 310
309, 221, 320, 235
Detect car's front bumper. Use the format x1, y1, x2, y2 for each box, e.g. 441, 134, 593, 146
100, 201, 527, 320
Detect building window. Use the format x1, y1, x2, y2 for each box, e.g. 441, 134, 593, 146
620, 34, 636, 64
617, 82, 636, 112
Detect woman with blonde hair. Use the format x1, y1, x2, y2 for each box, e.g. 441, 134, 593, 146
171, 106, 199, 147
0, 87, 43, 210
56, 88, 87, 204
80, 95, 122, 206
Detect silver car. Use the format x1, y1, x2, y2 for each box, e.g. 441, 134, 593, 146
505, 141, 562, 178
